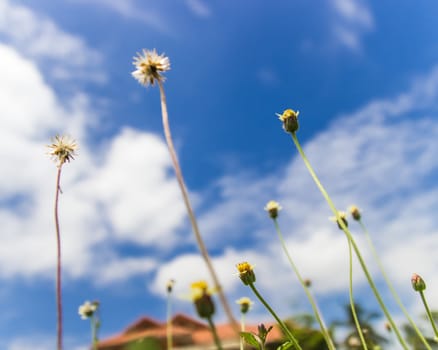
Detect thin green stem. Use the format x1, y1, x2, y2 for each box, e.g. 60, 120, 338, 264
273, 219, 335, 350
54, 166, 63, 350
248, 283, 302, 350
358, 220, 432, 350
157, 81, 238, 330
290, 132, 409, 349
207, 316, 224, 350
420, 291, 438, 340
347, 236, 368, 350
167, 291, 173, 350
240, 313, 245, 350
91, 315, 98, 350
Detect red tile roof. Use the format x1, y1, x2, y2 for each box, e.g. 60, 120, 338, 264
97, 313, 283, 349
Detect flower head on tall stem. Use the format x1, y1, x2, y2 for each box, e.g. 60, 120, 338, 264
132, 49, 237, 330
190, 280, 216, 319
411, 273, 426, 292
349, 205, 362, 221
48, 134, 77, 350
236, 262, 256, 285
132, 49, 170, 87
78, 300, 98, 320
276, 108, 300, 133
236, 297, 253, 315
329, 211, 348, 230
79, 300, 100, 350
48, 135, 78, 167
264, 200, 282, 219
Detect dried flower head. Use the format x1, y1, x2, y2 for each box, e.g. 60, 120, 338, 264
236, 262, 256, 285
411, 273, 426, 292
264, 200, 282, 219
329, 211, 348, 230
48, 135, 78, 166
236, 297, 253, 314
190, 280, 215, 319
276, 109, 300, 133
78, 300, 98, 320
349, 205, 362, 221
132, 49, 170, 87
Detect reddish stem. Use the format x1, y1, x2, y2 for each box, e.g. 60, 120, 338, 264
54, 166, 63, 350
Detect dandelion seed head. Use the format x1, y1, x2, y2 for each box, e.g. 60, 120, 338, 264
132, 49, 170, 87
47, 135, 78, 167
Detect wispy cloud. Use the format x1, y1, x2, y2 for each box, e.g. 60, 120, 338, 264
0, 0, 105, 82
329, 0, 374, 51
69, 0, 171, 34
154, 63, 438, 316
185, 0, 211, 18
0, 43, 186, 282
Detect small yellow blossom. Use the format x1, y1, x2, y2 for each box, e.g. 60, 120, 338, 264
329, 211, 348, 230
276, 109, 300, 133
190, 280, 215, 319
264, 200, 282, 219
236, 262, 256, 285
236, 297, 253, 314
48, 135, 78, 167
132, 49, 170, 87
78, 300, 98, 320
349, 205, 362, 221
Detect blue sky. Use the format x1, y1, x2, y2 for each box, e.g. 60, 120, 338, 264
1, 0, 438, 348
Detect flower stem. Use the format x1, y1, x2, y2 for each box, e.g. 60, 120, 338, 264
419, 290, 438, 341
273, 219, 335, 350
347, 236, 368, 350
240, 313, 245, 350
290, 132, 409, 349
167, 291, 173, 350
91, 315, 98, 350
54, 166, 63, 350
358, 220, 432, 350
248, 283, 302, 350
157, 81, 238, 329
207, 316, 224, 350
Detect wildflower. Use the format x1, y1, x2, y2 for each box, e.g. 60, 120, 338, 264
78, 300, 98, 320
166, 279, 175, 293
131, 49, 170, 87
190, 280, 215, 319
411, 273, 426, 292
264, 200, 282, 219
236, 297, 253, 314
349, 205, 362, 221
276, 109, 299, 133
236, 262, 256, 285
48, 135, 78, 167
329, 211, 348, 230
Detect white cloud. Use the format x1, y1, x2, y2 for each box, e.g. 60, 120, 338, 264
0, 0, 105, 82
68, 0, 171, 34
185, 0, 211, 18
329, 0, 374, 51
153, 63, 438, 318
0, 44, 187, 282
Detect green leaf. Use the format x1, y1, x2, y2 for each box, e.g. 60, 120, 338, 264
240, 331, 261, 349
276, 340, 295, 350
